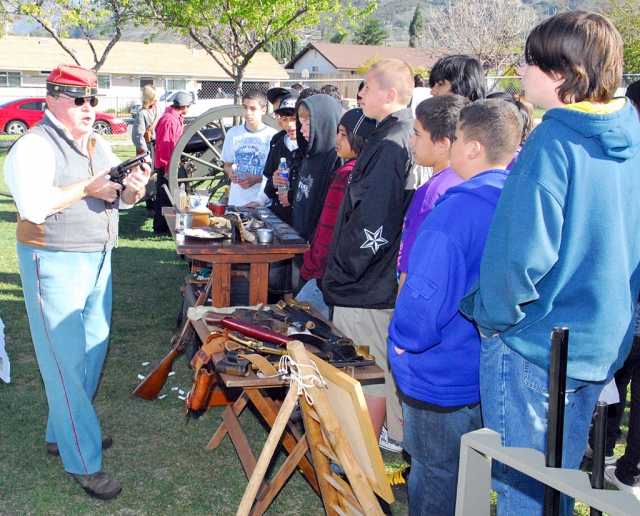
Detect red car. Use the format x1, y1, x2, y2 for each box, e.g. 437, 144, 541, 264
0, 97, 128, 135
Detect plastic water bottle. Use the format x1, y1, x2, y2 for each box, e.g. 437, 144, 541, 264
232, 163, 245, 181
277, 158, 289, 191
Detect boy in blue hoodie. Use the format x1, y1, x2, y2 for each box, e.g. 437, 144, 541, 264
388, 99, 523, 516
460, 12, 640, 516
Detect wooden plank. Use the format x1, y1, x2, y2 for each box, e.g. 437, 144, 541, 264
245, 389, 320, 494
211, 262, 231, 307
221, 405, 259, 481
251, 435, 311, 516
249, 262, 270, 306
317, 442, 340, 464
324, 473, 361, 509
300, 396, 341, 516
206, 392, 250, 450
236, 386, 299, 516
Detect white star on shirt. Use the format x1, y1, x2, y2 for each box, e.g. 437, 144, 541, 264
361, 226, 388, 254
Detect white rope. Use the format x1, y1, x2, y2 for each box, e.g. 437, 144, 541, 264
277, 355, 326, 406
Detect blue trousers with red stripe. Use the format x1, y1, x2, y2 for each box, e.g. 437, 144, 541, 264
17, 242, 112, 475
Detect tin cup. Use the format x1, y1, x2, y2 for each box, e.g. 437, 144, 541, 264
181, 213, 193, 229
256, 228, 274, 244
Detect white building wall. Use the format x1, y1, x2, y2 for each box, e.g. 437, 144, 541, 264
291, 51, 338, 75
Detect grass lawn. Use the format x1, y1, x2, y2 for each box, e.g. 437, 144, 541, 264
0, 145, 632, 515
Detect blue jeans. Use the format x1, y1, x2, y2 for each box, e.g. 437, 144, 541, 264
17, 243, 112, 475
295, 278, 330, 319
480, 335, 604, 516
403, 402, 482, 516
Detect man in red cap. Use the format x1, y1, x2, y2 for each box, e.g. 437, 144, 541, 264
4, 63, 151, 500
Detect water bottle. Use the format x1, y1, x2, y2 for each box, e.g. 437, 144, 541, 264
232, 163, 245, 181
277, 158, 289, 191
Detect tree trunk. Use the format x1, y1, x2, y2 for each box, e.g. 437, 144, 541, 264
232, 68, 246, 125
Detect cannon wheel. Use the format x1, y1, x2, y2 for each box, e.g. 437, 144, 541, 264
167, 105, 279, 199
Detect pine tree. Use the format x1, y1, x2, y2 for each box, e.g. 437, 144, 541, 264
408, 4, 425, 48
354, 18, 387, 46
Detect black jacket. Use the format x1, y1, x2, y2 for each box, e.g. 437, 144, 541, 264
322, 108, 415, 309
263, 130, 301, 225
292, 94, 342, 245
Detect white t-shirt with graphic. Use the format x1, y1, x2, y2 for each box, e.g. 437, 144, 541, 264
221, 123, 278, 206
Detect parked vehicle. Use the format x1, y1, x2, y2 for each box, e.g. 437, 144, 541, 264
158, 91, 233, 121
0, 98, 128, 135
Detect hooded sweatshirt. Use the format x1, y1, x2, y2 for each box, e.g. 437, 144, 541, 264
460, 99, 640, 382
389, 169, 507, 407
323, 108, 414, 309
292, 94, 342, 245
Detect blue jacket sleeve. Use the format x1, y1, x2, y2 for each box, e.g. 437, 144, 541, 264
391, 228, 468, 353
460, 151, 565, 336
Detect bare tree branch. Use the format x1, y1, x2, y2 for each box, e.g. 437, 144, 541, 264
426, 0, 535, 73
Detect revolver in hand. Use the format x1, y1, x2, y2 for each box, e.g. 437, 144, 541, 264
108, 151, 151, 189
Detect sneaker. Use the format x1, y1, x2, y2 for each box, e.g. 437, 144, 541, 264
379, 426, 403, 453
604, 465, 640, 499
387, 465, 410, 501
69, 471, 122, 500
47, 434, 113, 456
584, 442, 616, 465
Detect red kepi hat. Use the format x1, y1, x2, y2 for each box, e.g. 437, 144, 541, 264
46, 64, 98, 98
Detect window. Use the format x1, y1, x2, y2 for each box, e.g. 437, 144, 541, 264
165, 78, 187, 91
140, 77, 154, 88
98, 75, 111, 89
18, 101, 44, 111
312, 66, 319, 72
0, 72, 21, 87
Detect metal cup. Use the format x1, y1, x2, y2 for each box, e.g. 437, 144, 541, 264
256, 228, 273, 244
178, 213, 193, 230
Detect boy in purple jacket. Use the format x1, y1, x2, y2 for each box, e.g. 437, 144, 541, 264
397, 94, 470, 292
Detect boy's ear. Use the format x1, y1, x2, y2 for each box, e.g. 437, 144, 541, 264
387, 87, 398, 104
467, 140, 482, 160
437, 137, 452, 154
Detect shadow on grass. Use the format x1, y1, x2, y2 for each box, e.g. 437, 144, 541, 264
0, 272, 23, 291
118, 202, 170, 240
0, 199, 18, 223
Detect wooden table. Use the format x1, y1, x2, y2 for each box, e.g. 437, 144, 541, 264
191, 311, 385, 515
164, 208, 309, 307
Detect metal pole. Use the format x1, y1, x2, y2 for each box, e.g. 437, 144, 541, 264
590, 401, 608, 516
544, 327, 569, 516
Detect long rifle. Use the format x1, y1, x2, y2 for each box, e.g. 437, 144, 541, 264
133, 278, 212, 400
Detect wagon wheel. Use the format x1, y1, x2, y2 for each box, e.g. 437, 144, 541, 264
167, 105, 279, 199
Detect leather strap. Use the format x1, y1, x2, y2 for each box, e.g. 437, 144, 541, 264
190, 332, 225, 373
144, 107, 160, 143
224, 341, 279, 376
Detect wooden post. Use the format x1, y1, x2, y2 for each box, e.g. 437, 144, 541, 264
236, 385, 300, 516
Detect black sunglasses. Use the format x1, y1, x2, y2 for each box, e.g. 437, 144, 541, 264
58, 95, 99, 107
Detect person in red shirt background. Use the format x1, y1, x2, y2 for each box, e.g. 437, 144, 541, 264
153, 91, 193, 235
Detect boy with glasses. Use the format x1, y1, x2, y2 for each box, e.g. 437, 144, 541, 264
460, 12, 640, 515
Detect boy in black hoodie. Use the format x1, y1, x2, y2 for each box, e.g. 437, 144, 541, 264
291, 94, 342, 272
323, 58, 415, 450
